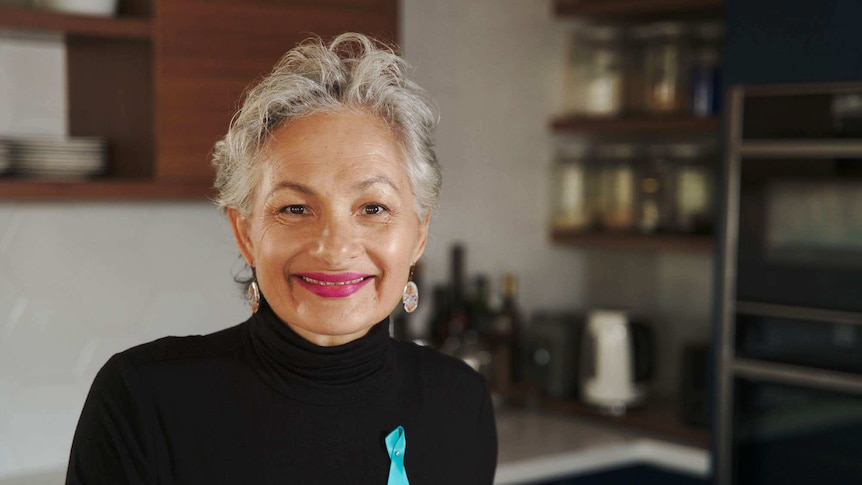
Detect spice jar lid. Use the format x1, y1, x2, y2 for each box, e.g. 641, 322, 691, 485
556, 140, 592, 160
594, 142, 641, 160
694, 21, 725, 40
577, 24, 622, 42
646, 144, 667, 158
632, 21, 686, 39
666, 143, 713, 159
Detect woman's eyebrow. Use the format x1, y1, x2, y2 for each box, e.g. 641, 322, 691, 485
266, 181, 315, 200
353, 175, 400, 193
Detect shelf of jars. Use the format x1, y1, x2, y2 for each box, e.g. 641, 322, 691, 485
554, 0, 724, 20
549, 10, 723, 251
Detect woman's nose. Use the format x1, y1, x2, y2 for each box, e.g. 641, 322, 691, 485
311, 216, 361, 265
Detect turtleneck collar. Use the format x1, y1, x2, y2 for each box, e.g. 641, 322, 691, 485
242, 299, 395, 406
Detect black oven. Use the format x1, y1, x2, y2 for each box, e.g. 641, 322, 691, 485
735, 88, 862, 312
732, 302, 862, 485
717, 83, 862, 485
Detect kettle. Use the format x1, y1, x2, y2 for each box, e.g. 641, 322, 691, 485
579, 309, 654, 415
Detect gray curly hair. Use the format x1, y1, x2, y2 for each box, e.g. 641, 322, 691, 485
211, 33, 441, 220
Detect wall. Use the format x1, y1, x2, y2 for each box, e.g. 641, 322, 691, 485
400, 0, 714, 395
0, 1, 712, 480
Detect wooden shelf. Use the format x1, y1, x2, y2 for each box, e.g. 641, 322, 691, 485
551, 230, 715, 253
0, 179, 216, 200
506, 390, 711, 449
0, 6, 152, 40
554, 0, 724, 19
552, 116, 721, 137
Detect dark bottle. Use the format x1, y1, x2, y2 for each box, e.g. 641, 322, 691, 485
453, 274, 493, 380
428, 284, 452, 348
440, 244, 469, 355
491, 273, 523, 394
468, 275, 494, 338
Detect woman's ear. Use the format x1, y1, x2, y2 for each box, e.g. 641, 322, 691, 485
412, 211, 431, 263
227, 208, 255, 267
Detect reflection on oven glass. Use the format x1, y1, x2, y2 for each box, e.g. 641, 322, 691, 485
734, 380, 862, 485
765, 181, 862, 266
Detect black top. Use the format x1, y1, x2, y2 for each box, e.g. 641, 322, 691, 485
65, 301, 497, 484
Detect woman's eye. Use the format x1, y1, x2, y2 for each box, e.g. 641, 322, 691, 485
363, 204, 385, 215
281, 205, 307, 215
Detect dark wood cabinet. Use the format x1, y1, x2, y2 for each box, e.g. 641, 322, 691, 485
0, 0, 397, 199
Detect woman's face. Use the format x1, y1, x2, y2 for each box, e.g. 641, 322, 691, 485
228, 110, 430, 346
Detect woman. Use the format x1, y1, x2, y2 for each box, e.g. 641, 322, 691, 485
65, 33, 497, 484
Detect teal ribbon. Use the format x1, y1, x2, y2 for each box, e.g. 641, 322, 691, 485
384, 426, 409, 485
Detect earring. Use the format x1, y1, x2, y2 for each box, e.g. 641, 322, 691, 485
402, 265, 418, 313
248, 269, 261, 313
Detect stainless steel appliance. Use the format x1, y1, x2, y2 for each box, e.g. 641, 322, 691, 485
580, 309, 654, 415
717, 82, 862, 485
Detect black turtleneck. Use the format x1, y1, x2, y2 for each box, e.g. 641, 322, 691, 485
66, 300, 497, 485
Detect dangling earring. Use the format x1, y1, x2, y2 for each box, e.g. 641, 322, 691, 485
247, 268, 260, 313
402, 265, 418, 313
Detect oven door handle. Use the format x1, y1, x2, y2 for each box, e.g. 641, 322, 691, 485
740, 139, 862, 158
736, 300, 862, 327
733, 357, 862, 394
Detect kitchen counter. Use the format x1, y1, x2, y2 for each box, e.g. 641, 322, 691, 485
0, 408, 711, 485
495, 407, 711, 485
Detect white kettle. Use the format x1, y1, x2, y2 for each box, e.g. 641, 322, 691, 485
579, 309, 654, 415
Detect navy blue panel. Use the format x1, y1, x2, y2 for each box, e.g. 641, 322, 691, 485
725, 0, 862, 85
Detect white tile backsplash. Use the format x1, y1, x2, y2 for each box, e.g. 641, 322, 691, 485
0, 203, 249, 478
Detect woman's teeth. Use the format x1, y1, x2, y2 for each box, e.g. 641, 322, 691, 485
300, 276, 367, 286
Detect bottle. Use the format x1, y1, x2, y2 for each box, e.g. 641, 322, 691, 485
637, 144, 673, 234
491, 273, 522, 394
690, 22, 723, 117
440, 244, 469, 355
455, 275, 494, 380
468, 275, 494, 337
427, 284, 451, 349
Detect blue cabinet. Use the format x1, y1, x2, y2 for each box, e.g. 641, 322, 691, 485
532, 465, 710, 485
725, 0, 862, 85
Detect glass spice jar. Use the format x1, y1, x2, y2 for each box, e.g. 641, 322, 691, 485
690, 21, 724, 117
635, 22, 690, 116
561, 25, 625, 118
668, 143, 715, 234
552, 141, 596, 232
595, 142, 640, 231
638, 144, 674, 234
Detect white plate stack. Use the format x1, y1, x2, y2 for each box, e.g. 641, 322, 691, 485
10, 136, 108, 179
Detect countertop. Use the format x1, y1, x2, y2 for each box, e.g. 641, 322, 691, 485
495, 407, 711, 485
0, 408, 711, 485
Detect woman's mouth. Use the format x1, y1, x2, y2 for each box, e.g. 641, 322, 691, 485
294, 272, 373, 298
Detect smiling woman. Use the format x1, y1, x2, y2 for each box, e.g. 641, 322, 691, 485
230, 111, 429, 347
65, 34, 497, 485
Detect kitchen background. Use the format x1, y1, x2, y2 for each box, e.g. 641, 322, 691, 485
1, 0, 718, 481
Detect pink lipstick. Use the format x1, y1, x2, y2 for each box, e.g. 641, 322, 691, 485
294, 272, 373, 298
